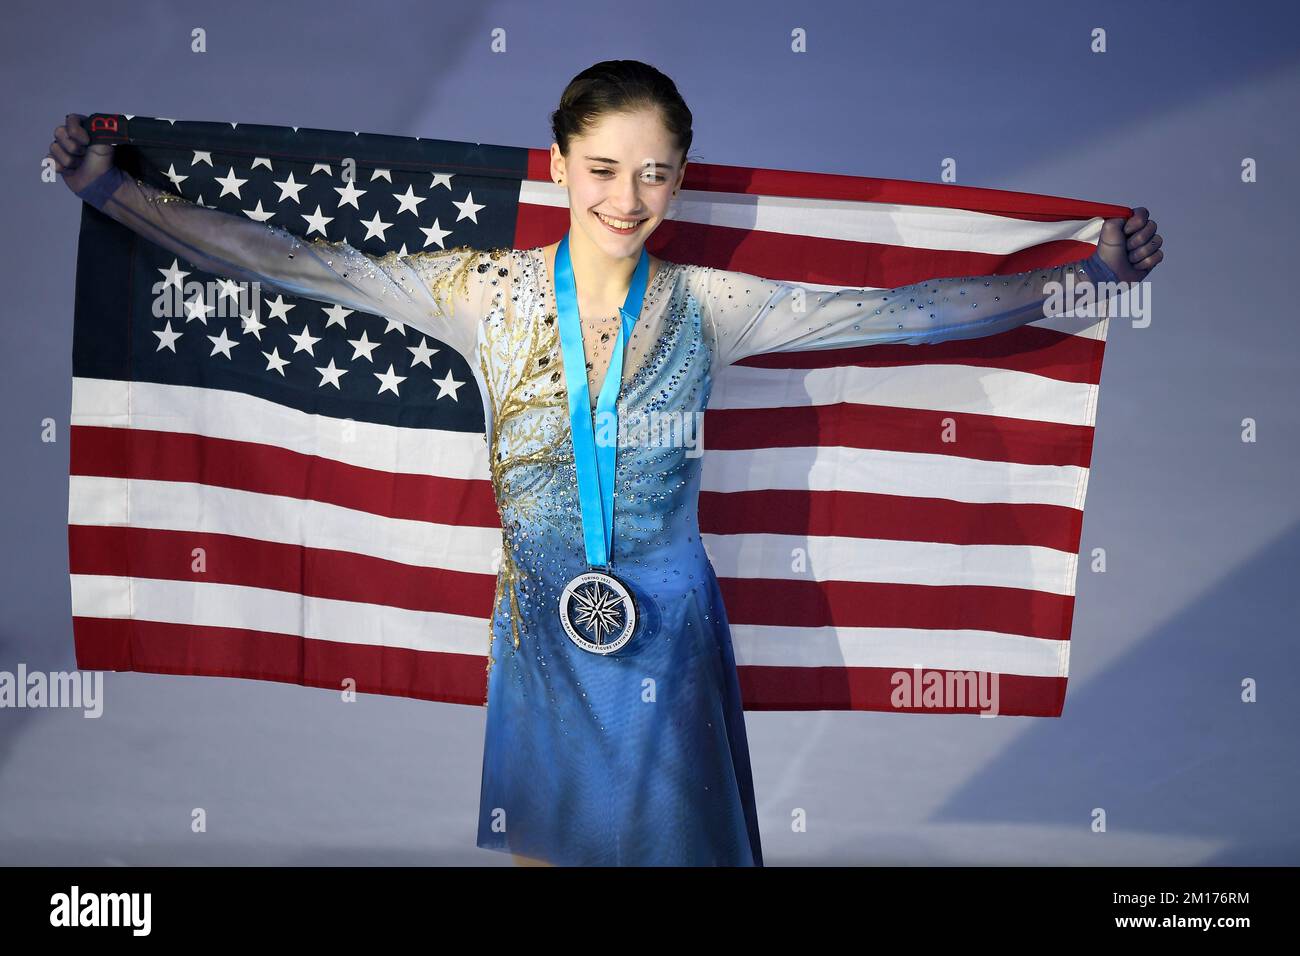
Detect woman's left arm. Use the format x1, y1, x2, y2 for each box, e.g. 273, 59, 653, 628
698, 208, 1162, 369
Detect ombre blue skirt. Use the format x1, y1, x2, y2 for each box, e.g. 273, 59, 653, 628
475, 551, 764, 867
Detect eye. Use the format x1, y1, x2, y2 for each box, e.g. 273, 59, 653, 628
590, 168, 613, 177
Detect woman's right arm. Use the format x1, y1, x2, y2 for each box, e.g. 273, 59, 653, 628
52, 115, 490, 359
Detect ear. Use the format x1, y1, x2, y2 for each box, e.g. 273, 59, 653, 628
550, 143, 566, 184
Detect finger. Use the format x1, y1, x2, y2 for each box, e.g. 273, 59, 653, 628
50, 132, 81, 164
1133, 249, 1163, 271
49, 141, 76, 169
1130, 234, 1162, 262
1098, 216, 1127, 247
1124, 207, 1149, 235
1123, 212, 1147, 236
65, 114, 93, 147
1126, 219, 1156, 250
53, 126, 86, 157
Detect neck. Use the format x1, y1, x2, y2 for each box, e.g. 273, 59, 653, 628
566, 223, 642, 302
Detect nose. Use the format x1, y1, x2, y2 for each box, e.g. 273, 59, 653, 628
610, 175, 644, 217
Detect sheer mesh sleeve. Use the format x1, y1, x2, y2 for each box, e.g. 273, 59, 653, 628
75, 164, 491, 359
698, 249, 1120, 371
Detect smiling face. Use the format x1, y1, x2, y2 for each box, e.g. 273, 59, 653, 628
550, 106, 687, 261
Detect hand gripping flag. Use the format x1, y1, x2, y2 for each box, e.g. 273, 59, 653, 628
69, 113, 1130, 716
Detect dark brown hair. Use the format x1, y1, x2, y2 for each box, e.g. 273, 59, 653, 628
550, 60, 695, 166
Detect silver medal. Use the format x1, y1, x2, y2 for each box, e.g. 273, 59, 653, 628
558, 568, 637, 655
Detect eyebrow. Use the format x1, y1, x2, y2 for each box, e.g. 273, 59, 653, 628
582, 155, 677, 170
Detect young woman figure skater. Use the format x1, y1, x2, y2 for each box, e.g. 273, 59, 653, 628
50, 60, 1162, 867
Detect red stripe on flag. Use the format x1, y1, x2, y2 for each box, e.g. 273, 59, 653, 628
737, 664, 1066, 716
514, 200, 568, 249
70, 425, 500, 527
700, 487, 1083, 550
68, 525, 496, 617
71, 616, 489, 706
717, 576, 1075, 639
704, 403, 1098, 468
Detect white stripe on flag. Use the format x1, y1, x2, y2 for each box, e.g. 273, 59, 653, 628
702, 531, 1078, 594
709, 361, 1101, 425
729, 622, 1068, 676
71, 377, 490, 481
700, 445, 1087, 508
69, 475, 501, 574
69, 574, 488, 655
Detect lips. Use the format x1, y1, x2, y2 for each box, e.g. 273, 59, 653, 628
594, 210, 646, 234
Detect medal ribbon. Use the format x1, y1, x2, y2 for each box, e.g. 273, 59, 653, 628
554, 231, 649, 570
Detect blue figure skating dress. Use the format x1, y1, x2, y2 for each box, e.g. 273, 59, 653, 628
77, 166, 1119, 866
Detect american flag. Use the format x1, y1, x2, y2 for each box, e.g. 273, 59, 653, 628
69, 113, 1130, 717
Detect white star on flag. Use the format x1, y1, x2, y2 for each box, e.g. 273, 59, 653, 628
453, 192, 485, 223
153, 321, 182, 352
374, 363, 407, 396
274, 172, 307, 203
315, 358, 348, 389
215, 167, 247, 199
207, 327, 239, 359
433, 369, 465, 401
301, 206, 333, 236
393, 186, 426, 215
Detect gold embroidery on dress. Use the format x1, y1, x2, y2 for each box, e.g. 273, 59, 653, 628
396, 244, 482, 316
478, 250, 569, 683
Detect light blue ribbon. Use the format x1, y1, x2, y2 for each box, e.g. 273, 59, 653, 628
554, 232, 649, 570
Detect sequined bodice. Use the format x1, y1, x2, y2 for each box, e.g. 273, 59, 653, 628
475, 249, 713, 653
530, 247, 679, 414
